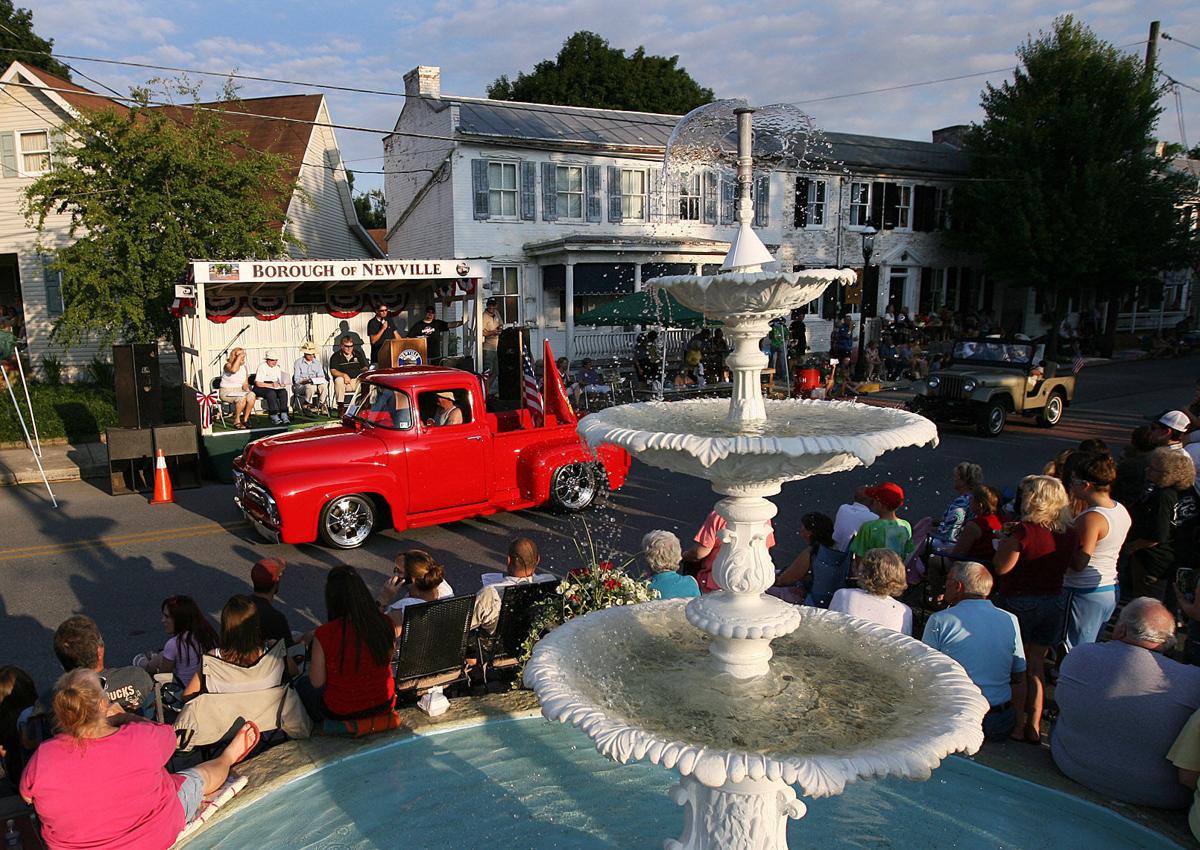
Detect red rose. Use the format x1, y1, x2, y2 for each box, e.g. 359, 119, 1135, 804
599, 560, 615, 571
603, 578, 619, 590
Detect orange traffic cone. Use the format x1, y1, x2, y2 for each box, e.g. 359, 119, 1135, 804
150, 449, 174, 504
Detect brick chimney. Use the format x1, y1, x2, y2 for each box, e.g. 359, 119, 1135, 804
931, 125, 969, 148
404, 66, 441, 100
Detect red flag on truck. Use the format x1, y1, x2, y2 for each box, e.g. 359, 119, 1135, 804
542, 340, 577, 425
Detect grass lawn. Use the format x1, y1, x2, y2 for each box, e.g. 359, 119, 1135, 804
0, 382, 184, 443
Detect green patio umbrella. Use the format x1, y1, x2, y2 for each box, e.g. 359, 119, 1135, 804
574, 288, 711, 328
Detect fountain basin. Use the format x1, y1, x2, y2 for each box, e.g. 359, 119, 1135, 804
578, 398, 939, 489
524, 600, 988, 798
651, 269, 853, 318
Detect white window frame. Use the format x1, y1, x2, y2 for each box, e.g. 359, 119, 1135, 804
679, 172, 702, 222
620, 167, 648, 222
486, 160, 519, 219
848, 181, 871, 229
555, 164, 584, 221
934, 187, 952, 230
17, 128, 51, 177
894, 184, 913, 231
490, 265, 521, 324
802, 177, 827, 229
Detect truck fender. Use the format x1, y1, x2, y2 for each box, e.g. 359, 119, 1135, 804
270, 465, 408, 544
517, 441, 604, 503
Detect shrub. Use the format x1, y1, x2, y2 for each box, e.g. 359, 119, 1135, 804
85, 357, 115, 387
39, 355, 64, 385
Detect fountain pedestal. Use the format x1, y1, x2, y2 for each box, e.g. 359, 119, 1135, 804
667, 774, 806, 850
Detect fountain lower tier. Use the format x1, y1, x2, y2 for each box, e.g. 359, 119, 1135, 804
525, 601, 988, 850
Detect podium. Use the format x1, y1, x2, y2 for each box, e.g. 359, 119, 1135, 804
377, 337, 428, 368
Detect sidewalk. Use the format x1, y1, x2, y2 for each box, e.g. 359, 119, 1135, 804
0, 440, 107, 486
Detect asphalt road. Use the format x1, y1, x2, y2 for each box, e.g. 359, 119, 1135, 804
2, 354, 1195, 690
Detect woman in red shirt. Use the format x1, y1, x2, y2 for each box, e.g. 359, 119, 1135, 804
992, 475, 1078, 744
948, 485, 1004, 564
20, 668, 254, 850
305, 566, 396, 719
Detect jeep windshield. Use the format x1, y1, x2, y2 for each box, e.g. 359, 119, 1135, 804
951, 340, 1036, 367
345, 381, 413, 430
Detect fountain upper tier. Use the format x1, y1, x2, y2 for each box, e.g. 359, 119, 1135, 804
651, 268, 852, 320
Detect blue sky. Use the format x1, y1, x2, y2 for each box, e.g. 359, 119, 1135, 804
22, 0, 1200, 194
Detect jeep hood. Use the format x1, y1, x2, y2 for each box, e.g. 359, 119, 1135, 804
240, 423, 386, 478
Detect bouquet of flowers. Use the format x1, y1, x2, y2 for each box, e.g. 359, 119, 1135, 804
514, 526, 657, 682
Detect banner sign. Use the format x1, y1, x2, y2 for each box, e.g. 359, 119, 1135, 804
192, 259, 487, 285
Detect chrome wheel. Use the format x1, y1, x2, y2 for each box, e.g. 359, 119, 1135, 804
550, 463, 597, 512
319, 494, 375, 549
1038, 393, 1064, 427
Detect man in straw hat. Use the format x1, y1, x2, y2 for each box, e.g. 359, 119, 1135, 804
293, 341, 330, 415
427, 390, 463, 427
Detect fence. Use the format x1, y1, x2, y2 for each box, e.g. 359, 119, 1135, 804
573, 329, 688, 363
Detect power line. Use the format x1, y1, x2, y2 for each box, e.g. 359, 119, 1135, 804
1163, 32, 1200, 52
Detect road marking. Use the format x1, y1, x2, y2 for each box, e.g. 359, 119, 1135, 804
0, 520, 250, 562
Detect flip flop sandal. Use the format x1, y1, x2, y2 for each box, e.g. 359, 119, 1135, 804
231, 719, 261, 765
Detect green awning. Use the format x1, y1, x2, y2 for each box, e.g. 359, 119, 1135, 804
575, 288, 712, 328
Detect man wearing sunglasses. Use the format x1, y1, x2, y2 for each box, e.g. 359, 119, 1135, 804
330, 335, 368, 407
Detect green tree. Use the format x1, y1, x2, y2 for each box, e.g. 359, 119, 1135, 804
955, 16, 1196, 356
346, 170, 386, 229
487, 31, 713, 114
24, 79, 297, 346
0, 0, 72, 79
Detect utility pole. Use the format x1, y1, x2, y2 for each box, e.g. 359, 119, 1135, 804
1145, 21, 1160, 77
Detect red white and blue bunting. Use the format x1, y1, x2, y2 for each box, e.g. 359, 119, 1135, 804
326, 292, 364, 319
205, 294, 243, 324
169, 297, 194, 318
195, 390, 218, 429
370, 291, 408, 313
249, 293, 288, 321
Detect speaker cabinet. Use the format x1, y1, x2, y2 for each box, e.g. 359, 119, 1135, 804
106, 427, 153, 495
496, 327, 530, 402
152, 423, 201, 490
113, 344, 162, 429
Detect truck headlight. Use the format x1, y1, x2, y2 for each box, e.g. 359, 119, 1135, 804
927, 376, 940, 390
963, 378, 977, 393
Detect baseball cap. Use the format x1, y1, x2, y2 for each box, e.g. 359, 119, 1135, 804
264, 351, 278, 361
1159, 410, 1192, 433
251, 557, 286, 591
864, 482, 905, 510
485, 297, 498, 306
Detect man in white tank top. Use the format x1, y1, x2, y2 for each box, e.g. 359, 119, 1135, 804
1066, 454, 1132, 651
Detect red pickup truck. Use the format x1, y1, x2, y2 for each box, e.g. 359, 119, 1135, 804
233, 366, 631, 548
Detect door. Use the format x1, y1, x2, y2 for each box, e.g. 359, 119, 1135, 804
405, 388, 488, 512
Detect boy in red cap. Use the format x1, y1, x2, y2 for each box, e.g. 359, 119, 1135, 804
250, 557, 295, 646
850, 483, 915, 563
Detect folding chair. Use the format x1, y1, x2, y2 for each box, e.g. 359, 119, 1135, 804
393, 595, 476, 698
475, 580, 562, 679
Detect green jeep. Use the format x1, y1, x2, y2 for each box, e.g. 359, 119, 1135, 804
908, 338, 1076, 437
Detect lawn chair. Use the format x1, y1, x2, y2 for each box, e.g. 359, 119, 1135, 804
475, 580, 561, 679
393, 595, 475, 698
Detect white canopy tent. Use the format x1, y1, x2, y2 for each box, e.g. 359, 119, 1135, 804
178, 258, 488, 435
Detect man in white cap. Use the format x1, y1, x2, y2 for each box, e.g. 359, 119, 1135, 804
427, 390, 463, 427
253, 351, 290, 425
1156, 410, 1192, 452
292, 341, 330, 415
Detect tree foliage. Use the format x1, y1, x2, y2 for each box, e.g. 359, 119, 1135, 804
955, 16, 1196, 351
487, 31, 713, 114
24, 80, 297, 345
0, 0, 71, 79
346, 171, 386, 229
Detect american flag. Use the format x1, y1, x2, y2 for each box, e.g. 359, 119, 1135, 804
1071, 347, 1085, 374
522, 352, 543, 420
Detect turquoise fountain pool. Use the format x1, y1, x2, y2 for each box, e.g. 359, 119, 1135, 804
185, 716, 1182, 849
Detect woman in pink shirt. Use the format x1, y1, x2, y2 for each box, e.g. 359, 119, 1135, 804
20, 668, 256, 850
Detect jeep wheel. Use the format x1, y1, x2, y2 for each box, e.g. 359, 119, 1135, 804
976, 401, 1007, 437
319, 494, 376, 549
1037, 391, 1065, 428
549, 463, 597, 512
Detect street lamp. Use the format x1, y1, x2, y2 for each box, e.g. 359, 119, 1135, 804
853, 226, 878, 381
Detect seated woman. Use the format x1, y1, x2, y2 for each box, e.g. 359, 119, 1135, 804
641, 530, 700, 599
182, 596, 290, 698
137, 595, 219, 689
299, 566, 396, 722
828, 548, 913, 635
0, 665, 39, 791
769, 513, 840, 606
20, 669, 255, 850
949, 485, 1003, 563
382, 551, 448, 623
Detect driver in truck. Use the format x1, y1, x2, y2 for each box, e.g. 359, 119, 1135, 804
428, 391, 463, 427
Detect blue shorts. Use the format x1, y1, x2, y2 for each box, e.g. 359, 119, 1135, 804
996, 594, 1064, 647
1061, 585, 1118, 652
176, 767, 205, 824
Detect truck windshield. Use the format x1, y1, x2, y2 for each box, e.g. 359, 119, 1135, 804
346, 382, 413, 430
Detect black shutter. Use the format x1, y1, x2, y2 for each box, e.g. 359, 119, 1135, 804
919, 267, 934, 314
882, 183, 900, 229
520, 162, 536, 220
471, 159, 489, 220
794, 177, 810, 228
912, 185, 935, 232
585, 165, 602, 222
607, 165, 622, 222
753, 173, 769, 227
870, 181, 884, 229
720, 179, 735, 225
703, 171, 718, 223
541, 163, 557, 221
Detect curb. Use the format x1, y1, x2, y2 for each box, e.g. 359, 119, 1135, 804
0, 463, 107, 487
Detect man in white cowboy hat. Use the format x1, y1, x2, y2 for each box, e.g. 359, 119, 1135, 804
293, 341, 330, 415
427, 390, 463, 427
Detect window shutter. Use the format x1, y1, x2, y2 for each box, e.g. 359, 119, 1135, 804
0, 132, 17, 179
720, 178, 735, 225
703, 171, 718, 224
541, 163, 558, 221
794, 177, 810, 228
471, 159, 489, 220
649, 170, 663, 223
585, 165, 602, 222
607, 165, 622, 223
42, 254, 63, 316
919, 266, 934, 313
754, 173, 770, 227
912, 185, 935, 232
870, 181, 885, 229
882, 183, 900, 229
665, 173, 680, 221
520, 162, 537, 221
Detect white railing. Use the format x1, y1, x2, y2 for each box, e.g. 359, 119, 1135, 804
574, 328, 688, 362
1116, 310, 1186, 333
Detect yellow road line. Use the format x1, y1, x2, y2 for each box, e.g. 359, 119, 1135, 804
0, 521, 250, 562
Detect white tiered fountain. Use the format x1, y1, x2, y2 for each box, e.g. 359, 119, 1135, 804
525, 103, 988, 850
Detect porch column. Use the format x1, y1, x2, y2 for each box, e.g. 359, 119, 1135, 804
634, 262, 643, 293
695, 262, 703, 276
565, 260, 576, 363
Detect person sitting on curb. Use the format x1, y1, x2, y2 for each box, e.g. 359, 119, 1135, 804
53, 615, 153, 715
641, 530, 700, 600
471, 537, 558, 631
